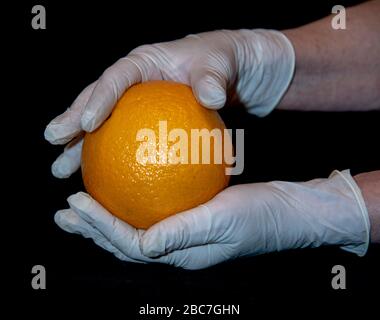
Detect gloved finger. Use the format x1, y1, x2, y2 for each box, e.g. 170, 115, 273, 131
160, 243, 232, 270
54, 208, 141, 263
44, 81, 97, 145
141, 205, 223, 258
67, 191, 153, 262
81, 53, 161, 132
190, 52, 233, 110
51, 135, 83, 178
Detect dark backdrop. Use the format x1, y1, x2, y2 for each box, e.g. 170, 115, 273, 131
10, 0, 379, 315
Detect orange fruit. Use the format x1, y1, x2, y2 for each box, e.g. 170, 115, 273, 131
81, 80, 230, 229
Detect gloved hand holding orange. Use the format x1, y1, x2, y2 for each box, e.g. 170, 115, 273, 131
45, 29, 371, 270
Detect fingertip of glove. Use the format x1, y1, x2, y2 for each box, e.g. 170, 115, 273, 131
194, 79, 226, 110
67, 192, 93, 212
51, 157, 72, 179
81, 107, 103, 133
54, 209, 65, 224
80, 111, 95, 132
44, 125, 57, 143
44, 123, 72, 145
140, 231, 166, 258
54, 209, 75, 232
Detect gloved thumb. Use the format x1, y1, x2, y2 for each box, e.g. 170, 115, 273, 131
140, 205, 215, 258
190, 59, 231, 110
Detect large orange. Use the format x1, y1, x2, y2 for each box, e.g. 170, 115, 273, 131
81, 81, 230, 229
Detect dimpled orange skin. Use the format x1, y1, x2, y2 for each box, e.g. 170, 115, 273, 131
81, 81, 230, 229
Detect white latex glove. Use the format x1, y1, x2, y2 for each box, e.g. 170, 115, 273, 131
55, 170, 370, 270
44, 29, 294, 178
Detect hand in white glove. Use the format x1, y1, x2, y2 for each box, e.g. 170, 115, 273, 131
44, 29, 294, 178
55, 170, 370, 270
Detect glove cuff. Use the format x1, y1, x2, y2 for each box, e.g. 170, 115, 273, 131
329, 170, 371, 256
237, 29, 295, 117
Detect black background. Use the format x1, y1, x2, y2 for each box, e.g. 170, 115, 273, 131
9, 0, 379, 315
